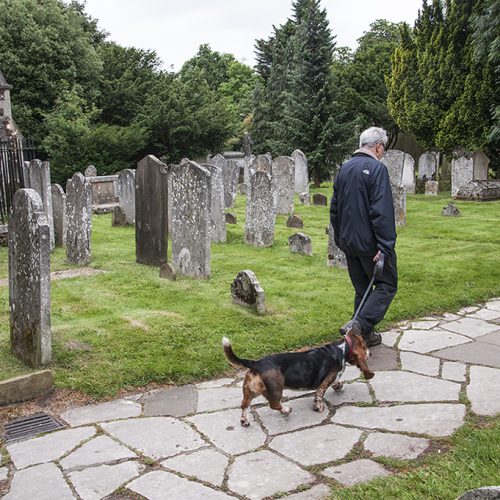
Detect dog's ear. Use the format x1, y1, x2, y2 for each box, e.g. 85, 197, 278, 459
351, 334, 375, 380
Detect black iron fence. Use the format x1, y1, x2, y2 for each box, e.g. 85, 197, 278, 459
0, 138, 36, 224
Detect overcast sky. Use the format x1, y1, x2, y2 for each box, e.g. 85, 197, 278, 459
83, 0, 423, 71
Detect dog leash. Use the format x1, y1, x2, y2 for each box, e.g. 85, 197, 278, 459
352, 274, 375, 321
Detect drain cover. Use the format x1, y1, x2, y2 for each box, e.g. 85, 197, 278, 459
4, 412, 65, 443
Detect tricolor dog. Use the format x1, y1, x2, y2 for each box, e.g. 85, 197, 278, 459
222, 329, 373, 427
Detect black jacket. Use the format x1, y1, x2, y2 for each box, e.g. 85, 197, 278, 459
330, 151, 396, 257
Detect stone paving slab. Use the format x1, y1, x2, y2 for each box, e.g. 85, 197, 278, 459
381, 330, 400, 347
196, 378, 235, 389
399, 329, 472, 353
0, 466, 8, 481
3, 462, 75, 500
332, 404, 466, 436
485, 300, 500, 311
339, 364, 362, 382
161, 448, 229, 487
370, 371, 460, 403
457, 306, 479, 315
432, 342, 500, 368
467, 366, 500, 416
475, 331, 500, 346
367, 345, 398, 371
467, 308, 500, 321
6, 426, 96, 470
411, 320, 440, 330
282, 388, 315, 399
400, 351, 440, 376
283, 484, 331, 499
322, 458, 391, 486
323, 381, 372, 406
441, 361, 467, 382
440, 313, 461, 321
196, 386, 250, 412
67, 461, 143, 500
61, 399, 142, 426
187, 408, 267, 455
364, 432, 430, 459
269, 424, 362, 466
128, 470, 235, 499
440, 317, 499, 338
227, 450, 314, 499
60, 435, 137, 470
143, 385, 197, 417
101, 417, 205, 460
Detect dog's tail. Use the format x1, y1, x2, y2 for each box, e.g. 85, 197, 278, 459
222, 337, 257, 370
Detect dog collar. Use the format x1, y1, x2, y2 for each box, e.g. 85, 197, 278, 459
344, 335, 352, 358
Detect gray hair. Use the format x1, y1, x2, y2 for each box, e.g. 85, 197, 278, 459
359, 127, 388, 149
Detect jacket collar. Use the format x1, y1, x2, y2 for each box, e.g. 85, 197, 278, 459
353, 148, 379, 161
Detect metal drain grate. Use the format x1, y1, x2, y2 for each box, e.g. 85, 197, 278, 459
4, 412, 65, 443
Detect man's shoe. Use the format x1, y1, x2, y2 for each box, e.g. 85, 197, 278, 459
339, 319, 361, 336
363, 331, 382, 347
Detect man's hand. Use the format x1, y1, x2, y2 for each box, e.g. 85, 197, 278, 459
373, 250, 385, 277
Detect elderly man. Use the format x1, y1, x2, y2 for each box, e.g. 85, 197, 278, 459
330, 127, 398, 347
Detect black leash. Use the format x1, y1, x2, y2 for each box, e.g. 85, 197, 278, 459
352, 274, 375, 321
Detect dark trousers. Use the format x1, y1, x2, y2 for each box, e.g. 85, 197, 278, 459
345, 253, 398, 333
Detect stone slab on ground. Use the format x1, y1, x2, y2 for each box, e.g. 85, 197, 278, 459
6, 426, 95, 470
467, 366, 500, 416
322, 459, 391, 486
162, 448, 229, 487
61, 399, 142, 426
442, 361, 467, 382
0, 370, 53, 405
68, 461, 143, 500
364, 432, 430, 459
101, 417, 205, 460
485, 300, 500, 311
381, 330, 400, 348
0, 466, 8, 481
269, 424, 362, 466
143, 385, 197, 417
400, 351, 440, 376
60, 435, 137, 470
128, 470, 235, 499
3, 462, 75, 500
332, 404, 466, 436
227, 450, 314, 499
323, 381, 372, 406
467, 308, 500, 321
196, 378, 235, 389
440, 318, 499, 338
475, 331, 500, 346
432, 342, 500, 368
371, 371, 460, 402
196, 386, 245, 412
411, 320, 440, 330
367, 345, 398, 371
399, 329, 472, 353
283, 484, 331, 499
340, 364, 362, 382
458, 486, 500, 500
187, 409, 267, 455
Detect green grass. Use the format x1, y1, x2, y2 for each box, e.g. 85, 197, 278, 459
0, 188, 499, 397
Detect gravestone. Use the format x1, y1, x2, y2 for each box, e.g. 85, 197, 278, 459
451, 151, 489, 198
88, 174, 119, 213
167, 163, 176, 233
312, 193, 327, 206
239, 183, 247, 195
382, 150, 415, 194
272, 155, 295, 215
50, 184, 66, 247
292, 149, 309, 195
118, 169, 135, 224
84, 165, 97, 177
210, 154, 238, 208
288, 232, 312, 256
231, 270, 265, 314
66, 172, 92, 265
242, 132, 253, 156
226, 212, 237, 224
391, 183, 406, 226
455, 181, 500, 201
243, 155, 255, 185
327, 224, 347, 268
245, 170, 275, 247
135, 155, 169, 266
299, 192, 310, 205
171, 159, 211, 278
250, 154, 272, 176
442, 203, 461, 217
8, 189, 51, 367
203, 163, 226, 243
112, 205, 127, 226
23, 160, 54, 249
287, 214, 303, 228
418, 152, 437, 180
401, 154, 416, 194
425, 180, 439, 196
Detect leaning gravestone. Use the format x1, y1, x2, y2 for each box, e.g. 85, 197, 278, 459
245, 170, 275, 247
210, 154, 238, 208
51, 184, 66, 247
327, 224, 347, 268
287, 214, 303, 228
135, 155, 169, 266
299, 192, 310, 205
418, 152, 437, 180
84, 165, 97, 177
231, 270, 265, 314
312, 193, 327, 206
292, 149, 309, 195
289, 233, 312, 256
425, 180, 439, 196
8, 189, 51, 367
23, 159, 55, 249
272, 155, 295, 215
118, 169, 135, 224
112, 205, 127, 227
171, 159, 211, 278
66, 172, 92, 265
382, 150, 415, 195
203, 163, 226, 243
226, 212, 237, 224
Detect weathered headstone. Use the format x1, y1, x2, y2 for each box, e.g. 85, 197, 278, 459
243, 155, 255, 185
118, 169, 135, 224
210, 154, 238, 208
312, 193, 327, 206
171, 159, 211, 278
84, 165, 97, 177
231, 270, 265, 314
288, 232, 313, 256
159, 263, 177, 281
245, 170, 275, 247
167, 163, 176, 233
425, 180, 439, 196
450, 151, 490, 197
50, 184, 66, 247
135, 155, 169, 266
457, 486, 500, 500
239, 183, 247, 195
402, 153, 416, 194
455, 180, 500, 201
299, 192, 310, 205
23, 160, 54, 249
382, 150, 415, 194
287, 214, 303, 228
292, 149, 309, 195
242, 132, 253, 156
418, 152, 437, 180
66, 173, 92, 265
112, 205, 127, 227
272, 156, 295, 215
226, 212, 237, 224
8, 189, 51, 367
203, 163, 226, 243
250, 154, 272, 176
327, 224, 347, 268
391, 183, 406, 226
442, 203, 461, 217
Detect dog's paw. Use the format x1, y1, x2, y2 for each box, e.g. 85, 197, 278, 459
313, 401, 325, 412
333, 382, 344, 392
280, 406, 292, 417
240, 419, 250, 427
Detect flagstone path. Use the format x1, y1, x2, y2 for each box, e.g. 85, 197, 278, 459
1, 299, 500, 499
